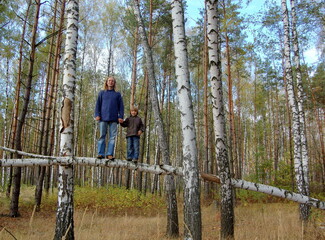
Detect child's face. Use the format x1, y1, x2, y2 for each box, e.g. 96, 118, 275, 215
131, 110, 137, 116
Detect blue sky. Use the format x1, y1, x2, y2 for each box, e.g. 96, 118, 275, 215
184, 0, 318, 65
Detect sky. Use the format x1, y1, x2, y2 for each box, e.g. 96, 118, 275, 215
184, 0, 318, 65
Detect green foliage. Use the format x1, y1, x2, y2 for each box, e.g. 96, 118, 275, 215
309, 62, 325, 106
1, 185, 166, 216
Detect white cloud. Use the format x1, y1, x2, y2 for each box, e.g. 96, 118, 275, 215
304, 48, 319, 65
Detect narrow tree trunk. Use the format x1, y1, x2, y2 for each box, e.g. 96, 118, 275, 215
171, 1, 202, 239
235, 68, 243, 179
125, 24, 139, 190
290, 0, 310, 220
10, 0, 41, 217
133, 0, 179, 236
46, 0, 66, 194
143, 101, 151, 194
35, 0, 59, 212
54, 0, 79, 239
137, 73, 149, 192
207, 0, 235, 239
281, 0, 309, 221
2, 57, 10, 190
222, 0, 237, 179
107, 35, 113, 76
130, 26, 138, 109
203, 5, 210, 197
7, 0, 32, 199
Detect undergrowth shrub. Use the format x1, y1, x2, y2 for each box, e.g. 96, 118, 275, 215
8, 185, 166, 216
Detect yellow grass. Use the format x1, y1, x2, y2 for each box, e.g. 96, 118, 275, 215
0, 188, 324, 239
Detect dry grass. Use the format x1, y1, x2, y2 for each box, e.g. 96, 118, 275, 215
0, 188, 324, 240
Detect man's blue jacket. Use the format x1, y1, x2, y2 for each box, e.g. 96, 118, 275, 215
95, 89, 124, 122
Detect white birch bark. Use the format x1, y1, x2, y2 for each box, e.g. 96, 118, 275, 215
200, 173, 325, 209
170, 1, 201, 239
281, 0, 309, 221
2, 59, 10, 188
206, 0, 234, 239
133, 0, 179, 236
1, 149, 324, 210
290, 0, 310, 219
54, 0, 79, 239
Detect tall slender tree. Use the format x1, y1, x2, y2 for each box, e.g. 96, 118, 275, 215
203, 3, 211, 197
7, 0, 32, 198
281, 0, 310, 221
206, 0, 235, 239
10, 0, 41, 217
133, 0, 179, 236
35, 0, 59, 212
54, 0, 79, 239
290, 0, 311, 220
171, 1, 202, 239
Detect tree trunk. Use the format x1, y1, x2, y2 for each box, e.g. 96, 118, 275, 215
35, 0, 59, 212
171, 1, 202, 239
222, 0, 237, 179
203, 4, 210, 197
6, 0, 32, 199
130, 26, 138, 109
206, 0, 235, 239
290, 0, 311, 220
282, 0, 310, 221
133, 0, 179, 236
10, 0, 41, 218
2, 57, 10, 190
54, 0, 79, 239
3, 148, 324, 210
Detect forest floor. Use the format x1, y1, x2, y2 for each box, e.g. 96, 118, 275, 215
0, 186, 324, 240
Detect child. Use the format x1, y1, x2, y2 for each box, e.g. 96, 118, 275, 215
120, 107, 145, 163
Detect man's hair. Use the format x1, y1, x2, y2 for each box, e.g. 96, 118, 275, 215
103, 76, 116, 90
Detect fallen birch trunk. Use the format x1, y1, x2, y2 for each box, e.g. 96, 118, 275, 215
201, 173, 325, 210
1, 146, 324, 210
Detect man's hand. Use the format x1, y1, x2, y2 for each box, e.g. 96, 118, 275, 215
95, 116, 100, 121
137, 130, 142, 136
118, 118, 124, 123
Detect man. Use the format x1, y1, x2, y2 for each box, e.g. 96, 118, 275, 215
95, 76, 124, 160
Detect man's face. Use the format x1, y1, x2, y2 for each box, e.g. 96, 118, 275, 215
107, 78, 115, 88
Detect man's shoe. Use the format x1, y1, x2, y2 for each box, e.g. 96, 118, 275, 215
127, 158, 132, 162
97, 155, 104, 159
132, 159, 138, 164
107, 155, 115, 161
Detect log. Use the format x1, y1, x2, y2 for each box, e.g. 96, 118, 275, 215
1, 146, 324, 210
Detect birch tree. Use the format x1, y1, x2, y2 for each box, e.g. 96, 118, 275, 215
133, 0, 179, 236
54, 0, 79, 239
171, 1, 201, 239
206, 0, 235, 239
290, 0, 310, 219
281, 0, 310, 221
2, 146, 325, 210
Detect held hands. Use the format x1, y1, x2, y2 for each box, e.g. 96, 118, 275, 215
95, 117, 123, 123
